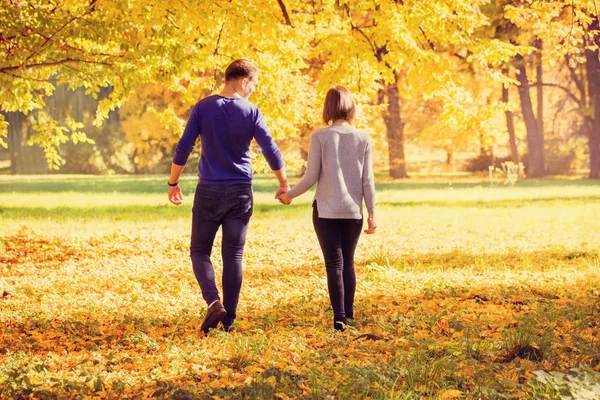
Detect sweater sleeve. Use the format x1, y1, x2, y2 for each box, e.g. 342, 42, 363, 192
362, 139, 375, 214
172, 104, 200, 166
287, 133, 321, 199
253, 108, 284, 170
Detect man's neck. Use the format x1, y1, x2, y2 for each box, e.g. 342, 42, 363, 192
219, 84, 242, 98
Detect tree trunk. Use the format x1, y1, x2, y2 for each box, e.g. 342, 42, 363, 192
479, 134, 494, 167
382, 76, 408, 178
298, 124, 311, 177
502, 68, 519, 163
586, 16, 600, 179
515, 54, 545, 177
5, 112, 24, 174
534, 38, 545, 143
445, 149, 453, 169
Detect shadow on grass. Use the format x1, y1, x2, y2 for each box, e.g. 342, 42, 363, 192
362, 248, 600, 272
377, 195, 600, 208
1, 174, 599, 195
374, 177, 600, 191
0, 202, 309, 221
0, 175, 285, 195
2, 193, 600, 221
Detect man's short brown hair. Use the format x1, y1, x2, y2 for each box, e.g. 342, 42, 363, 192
322, 85, 356, 124
225, 59, 259, 82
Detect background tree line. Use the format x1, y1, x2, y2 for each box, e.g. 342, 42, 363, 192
1, 0, 599, 178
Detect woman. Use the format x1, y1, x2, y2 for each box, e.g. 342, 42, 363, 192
279, 85, 376, 331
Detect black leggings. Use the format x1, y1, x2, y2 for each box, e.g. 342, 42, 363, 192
312, 201, 363, 323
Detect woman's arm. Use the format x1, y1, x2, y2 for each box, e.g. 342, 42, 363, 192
362, 139, 375, 214
286, 133, 322, 199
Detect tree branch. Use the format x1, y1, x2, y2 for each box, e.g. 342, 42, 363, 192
24, 4, 97, 66
551, 96, 568, 136
351, 24, 378, 58
560, 4, 575, 44
565, 54, 586, 104
276, 0, 293, 26
419, 26, 436, 51
61, 41, 127, 59
166, 9, 180, 29
0, 58, 112, 73
213, 15, 227, 56
530, 82, 580, 104
345, 5, 392, 71
0, 69, 59, 82
0, 35, 17, 44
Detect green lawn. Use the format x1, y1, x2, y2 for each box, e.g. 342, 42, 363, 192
1, 174, 600, 399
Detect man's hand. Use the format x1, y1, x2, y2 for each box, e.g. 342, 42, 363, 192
168, 185, 183, 205
168, 163, 185, 205
275, 182, 290, 200
364, 214, 377, 234
273, 168, 289, 201
279, 192, 292, 205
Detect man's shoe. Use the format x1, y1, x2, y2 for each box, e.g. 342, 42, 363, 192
200, 301, 227, 334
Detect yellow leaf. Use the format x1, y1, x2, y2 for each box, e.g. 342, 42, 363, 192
440, 389, 463, 399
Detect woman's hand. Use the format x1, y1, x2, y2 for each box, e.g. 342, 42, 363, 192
364, 213, 376, 234
279, 192, 292, 205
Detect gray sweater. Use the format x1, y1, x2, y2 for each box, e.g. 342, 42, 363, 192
287, 126, 375, 219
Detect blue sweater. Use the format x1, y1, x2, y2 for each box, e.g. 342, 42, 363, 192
172, 95, 284, 184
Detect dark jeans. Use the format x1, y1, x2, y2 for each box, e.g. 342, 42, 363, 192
312, 201, 363, 323
191, 183, 253, 326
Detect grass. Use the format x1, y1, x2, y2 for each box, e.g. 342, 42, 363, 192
1, 173, 600, 399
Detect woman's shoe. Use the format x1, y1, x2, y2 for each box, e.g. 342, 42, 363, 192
333, 319, 347, 331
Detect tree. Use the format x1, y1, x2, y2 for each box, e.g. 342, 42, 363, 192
2, 0, 531, 177
0, 0, 312, 169
504, 1, 600, 178
585, 15, 600, 178
502, 68, 519, 163
515, 51, 546, 176
304, 0, 520, 177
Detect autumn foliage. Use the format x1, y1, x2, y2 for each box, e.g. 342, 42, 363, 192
2, 175, 600, 398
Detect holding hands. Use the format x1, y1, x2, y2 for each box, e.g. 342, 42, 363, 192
278, 192, 292, 205
275, 181, 292, 205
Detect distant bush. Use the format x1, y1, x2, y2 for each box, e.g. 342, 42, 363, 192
465, 153, 514, 172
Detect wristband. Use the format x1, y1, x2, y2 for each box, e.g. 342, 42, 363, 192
168, 181, 179, 187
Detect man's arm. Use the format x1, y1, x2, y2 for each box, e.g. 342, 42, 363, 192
168, 163, 185, 205
252, 108, 288, 200
253, 109, 284, 171
273, 167, 289, 199
168, 103, 201, 206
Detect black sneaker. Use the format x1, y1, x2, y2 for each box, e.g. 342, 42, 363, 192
333, 319, 347, 331
221, 323, 236, 333
200, 301, 227, 334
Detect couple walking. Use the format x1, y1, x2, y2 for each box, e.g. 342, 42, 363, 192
168, 59, 376, 333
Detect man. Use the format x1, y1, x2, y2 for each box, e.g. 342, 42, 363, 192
168, 59, 289, 334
